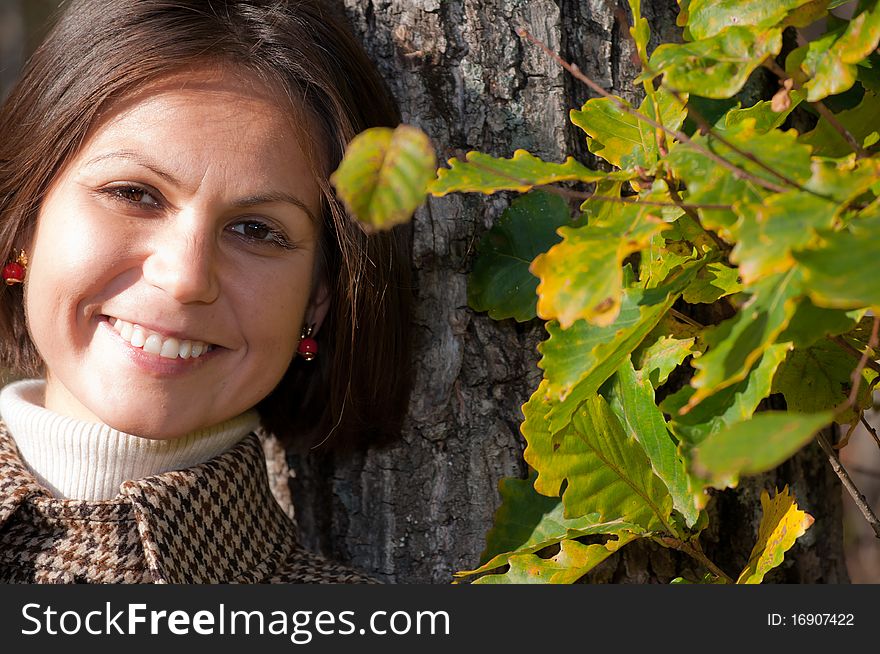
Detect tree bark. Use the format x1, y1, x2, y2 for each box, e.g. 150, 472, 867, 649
287, 0, 850, 584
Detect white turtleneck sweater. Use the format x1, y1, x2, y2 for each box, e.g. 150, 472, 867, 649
0, 379, 260, 501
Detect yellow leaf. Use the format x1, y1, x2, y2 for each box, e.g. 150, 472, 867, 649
330, 125, 435, 231
531, 203, 667, 328
736, 486, 814, 584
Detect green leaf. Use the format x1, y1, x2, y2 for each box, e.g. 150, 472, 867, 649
628, 0, 651, 68
472, 533, 640, 584
801, 91, 880, 156
793, 210, 880, 311
771, 338, 874, 421
647, 26, 783, 98
633, 327, 697, 388
467, 192, 571, 322
330, 125, 435, 231
666, 119, 812, 239
539, 269, 698, 402
682, 262, 743, 304
723, 93, 804, 134
777, 297, 858, 348
459, 475, 643, 577
640, 232, 697, 289
531, 202, 668, 328
800, 3, 880, 101
605, 358, 700, 526
687, 0, 820, 40
430, 149, 631, 196
570, 88, 688, 169
686, 270, 802, 411
737, 486, 815, 584
692, 410, 832, 488
804, 155, 880, 204
731, 192, 837, 285
523, 392, 676, 532
663, 343, 790, 446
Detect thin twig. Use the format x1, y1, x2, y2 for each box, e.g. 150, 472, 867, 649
669, 308, 705, 329
833, 316, 880, 415
762, 58, 870, 159
860, 415, 880, 449
515, 28, 791, 195
536, 184, 732, 210
658, 537, 734, 583
831, 335, 880, 377
817, 432, 880, 539
836, 415, 861, 450
662, 86, 825, 198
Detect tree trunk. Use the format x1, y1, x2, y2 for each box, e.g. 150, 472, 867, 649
288, 0, 850, 584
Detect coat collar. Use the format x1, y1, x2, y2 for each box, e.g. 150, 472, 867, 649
0, 423, 298, 583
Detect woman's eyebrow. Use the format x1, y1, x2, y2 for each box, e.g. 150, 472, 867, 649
83, 150, 319, 224
84, 150, 180, 185
233, 192, 318, 224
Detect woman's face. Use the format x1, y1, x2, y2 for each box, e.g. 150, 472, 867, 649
25, 67, 326, 438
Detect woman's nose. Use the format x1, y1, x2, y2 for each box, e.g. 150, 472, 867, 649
141, 216, 220, 304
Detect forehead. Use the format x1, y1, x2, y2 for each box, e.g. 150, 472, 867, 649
62, 65, 323, 200
90, 65, 302, 147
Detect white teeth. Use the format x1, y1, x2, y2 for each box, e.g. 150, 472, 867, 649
130, 327, 147, 348
108, 317, 211, 360
120, 321, 133, 341
160, 338, 180, 359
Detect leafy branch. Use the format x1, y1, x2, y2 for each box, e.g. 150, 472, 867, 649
331, 0, 880, 583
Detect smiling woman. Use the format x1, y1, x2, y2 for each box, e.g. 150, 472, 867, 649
0, 0, 411, 583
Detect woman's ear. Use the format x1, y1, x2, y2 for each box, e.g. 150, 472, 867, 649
305, 279, 332, 336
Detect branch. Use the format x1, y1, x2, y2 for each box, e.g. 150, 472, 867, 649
657, 536, 735, 583
817, 432, 880, 539
448, 153, 734, 210
832, 335, 880, 377
861, 415, 880, 450
515, 28, 791, 195
663, 86, 825, 198
833, 316, 880, 416
669, 308, 705, 329
762, 58, 870, 159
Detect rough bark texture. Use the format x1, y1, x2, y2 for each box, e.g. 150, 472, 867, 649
287, 0, 851, 584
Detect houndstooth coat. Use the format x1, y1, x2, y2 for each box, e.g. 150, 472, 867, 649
0, 423, 374, 583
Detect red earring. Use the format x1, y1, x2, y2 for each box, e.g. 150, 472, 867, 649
297, 323, 318, 361
3, 250, 27, 286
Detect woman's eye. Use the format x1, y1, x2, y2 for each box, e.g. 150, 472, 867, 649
232, 222, 272, 240
102, 185, 160, 207
229, 221, 295, 249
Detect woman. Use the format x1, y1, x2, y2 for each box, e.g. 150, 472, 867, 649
0, 0, 412, 583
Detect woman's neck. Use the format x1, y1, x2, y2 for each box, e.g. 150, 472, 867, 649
0, 379, 260, 500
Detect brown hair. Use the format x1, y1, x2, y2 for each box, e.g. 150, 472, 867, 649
0, 0, 412, 449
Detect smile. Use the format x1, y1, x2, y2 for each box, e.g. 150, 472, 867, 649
108, 317, 215, 360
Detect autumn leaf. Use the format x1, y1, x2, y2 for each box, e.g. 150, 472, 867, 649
472, 533, 640, 584
647, 26, 782, 98
737, 486, 815, 584
331, 125, 435, 231
457, 473, 643, 578
523, 389, 676, 533
430, 149, 631, 196
531, 202, 668, 328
